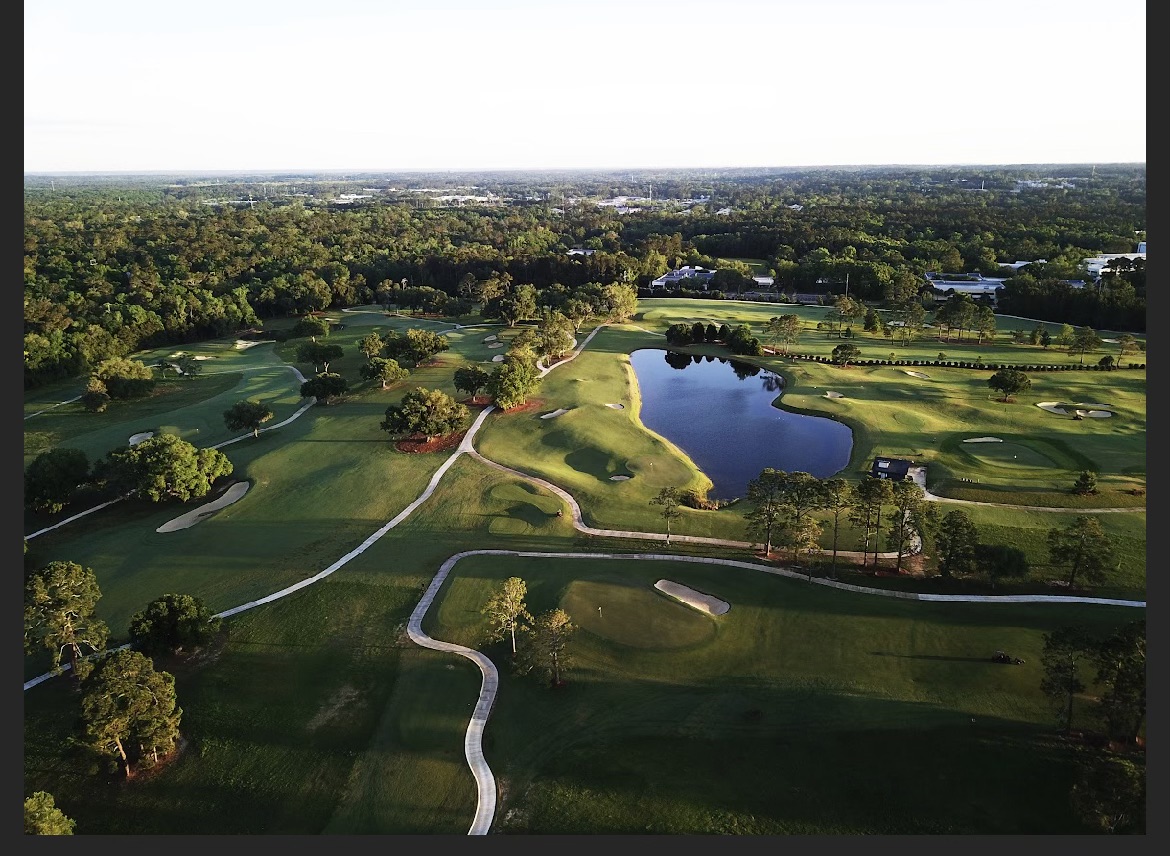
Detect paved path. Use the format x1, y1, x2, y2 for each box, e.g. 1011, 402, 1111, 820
22, 319, 1148, 835
907, 467, 1142, 514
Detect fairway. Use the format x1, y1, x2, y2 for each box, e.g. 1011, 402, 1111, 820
23, 299, 1146, 835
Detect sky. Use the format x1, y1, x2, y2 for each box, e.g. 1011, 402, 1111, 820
24, 0, 1146, 173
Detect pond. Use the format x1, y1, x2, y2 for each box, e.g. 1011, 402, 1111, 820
629, 349, 853, 500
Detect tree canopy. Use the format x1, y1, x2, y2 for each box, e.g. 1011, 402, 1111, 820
24, 560, 110, 680
96, 433, 233, 502
381, 387, 469, 441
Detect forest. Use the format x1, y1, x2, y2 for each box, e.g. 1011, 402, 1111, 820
24, 164, 1145, 388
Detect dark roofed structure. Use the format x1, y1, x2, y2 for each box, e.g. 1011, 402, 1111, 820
870, 456, 913, 480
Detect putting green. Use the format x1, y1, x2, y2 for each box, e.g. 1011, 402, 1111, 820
562, 579, 715, 649
960, 441, 1061, 470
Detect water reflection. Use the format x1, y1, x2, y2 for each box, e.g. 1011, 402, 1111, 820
630, 349, 853, 500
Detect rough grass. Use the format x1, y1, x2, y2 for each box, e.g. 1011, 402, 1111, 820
22, 302, 1146, 834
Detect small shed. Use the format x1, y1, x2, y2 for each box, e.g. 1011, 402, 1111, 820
870, 457, 913, 480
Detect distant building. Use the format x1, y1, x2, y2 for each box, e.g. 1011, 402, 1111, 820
1080, 252, 1146, 277
870, 457, 913, 480
651, 265, 716, 289
566, 248, 596, 256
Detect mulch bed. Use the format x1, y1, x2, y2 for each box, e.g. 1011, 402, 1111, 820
498, 398, 544, 416
394, 431, 467, 454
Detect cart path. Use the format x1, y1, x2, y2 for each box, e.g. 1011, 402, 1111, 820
22, 322, 1148, 837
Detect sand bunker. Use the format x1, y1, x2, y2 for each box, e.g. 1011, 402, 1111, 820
609, 474, 631, 481
488, 342, 505, 349
903, 370, 930, 379
1084, 410, 1113, 418
234, 340, 264, 349
540, 408, 570, 419
128, 431, 154, 446
963, 436, 1003, 443
491, 355, 505, 362
1036, 402, 1069, 415
156, 482, 250, 533
1074, 403, 1113, 410
606, 403, 625, 409
654, 580, 729, 616
1101, 338, 1119, 344
483, 334, 498, 342
824, 391, 844, 399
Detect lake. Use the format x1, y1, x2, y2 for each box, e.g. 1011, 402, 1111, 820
629, 349, 854, 500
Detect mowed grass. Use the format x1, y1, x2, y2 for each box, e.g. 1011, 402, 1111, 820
425, 553, 1140, 834
23, 299, 1146, 834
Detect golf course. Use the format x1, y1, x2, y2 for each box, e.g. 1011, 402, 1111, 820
22, 298, 1146, 834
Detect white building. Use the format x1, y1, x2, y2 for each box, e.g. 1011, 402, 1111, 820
651, 265, 716, 289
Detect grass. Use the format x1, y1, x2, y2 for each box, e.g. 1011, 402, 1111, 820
22, 300, 1146, 834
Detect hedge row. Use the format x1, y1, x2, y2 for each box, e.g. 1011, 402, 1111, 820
785, 354, 1146, 371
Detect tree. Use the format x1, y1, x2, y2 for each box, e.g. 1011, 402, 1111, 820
726, 324, 763, 356
81, 376, 111, 412
650, 486, 683, 545
535, 310, 576, 362
1072, 470, 1098, 495
972, 305, 996, 344
764, 314, 802, 354
291, 315, 330, 338
974, 543, 1029, 589
381, 387, 469, 442
786, 517, 823, 578
705, 322, 719, 342
92, 356, 155, 399
24, 792, 75, 835
1097, 355, 1115, 371
358, 331, 385, 360
884, 478, 926, 573
360, 356, 409, 390
664, 323, 694, 345
128, 593, 222, 656
453, 364, 491, 399
175, 355, 201, 379
1039, 625, 1092, 733
779, 471, 828, 536
80, 649, 182, 777
600, 283, 638, 322
1069, 326, 1102, 365
515, 608, 575, 687
692, 321, 707, 344
296, 341, 344, 373
1056, 323, 1075, 348
744, 468, 788, 557
863, 307, 879, 332
987, 368, 1031, 402
223, 399, 274, 438
300, 372, 349, 404
1092, 620, 1145, 744
1047, 516, 1115, 588
481, 577, 533, 655
1070, 753, 1145, 834
820, 478, 854, 577
487, 350, 541, 410
1116, 333, 1136, 365
850, 476, 892, 569
1040, 329, 1052, 348
498, 283, 539, 326
96, 433, 233, 503
25, 560, 110, 681
831, 342, 861, 367
24, 447, 90, 514
934, 509, 979, 577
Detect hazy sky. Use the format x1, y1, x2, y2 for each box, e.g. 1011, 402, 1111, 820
25, 0, 1146, 173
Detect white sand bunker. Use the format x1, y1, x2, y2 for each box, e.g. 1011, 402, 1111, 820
606, 403, 625, 409
610, 474, 631, 481
540, 408, 570, 419
824, 391, 844, 399
234, 340, 264, 349
483, 334, 498, 342
193, 354, 212, 360
963, 436, 1003, 443
488, 342, 505, 349
654, 580, 729, 616
1037, 402, 1069, 415
1074, 403, 1113, 410
156, 482, 250, 533
1079, 410, 1113, 418
128, 431, 154, 446
491, 355, 505, 362
903, 370, 930, 379
1101, 338, 1119, 344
